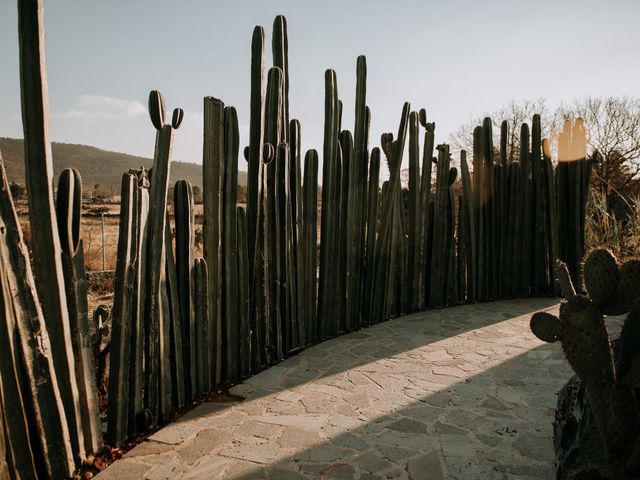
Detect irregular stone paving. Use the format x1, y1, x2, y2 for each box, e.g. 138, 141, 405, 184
98, 298, 577, 480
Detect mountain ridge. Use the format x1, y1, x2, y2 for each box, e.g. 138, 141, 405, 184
0, 137, 247, 192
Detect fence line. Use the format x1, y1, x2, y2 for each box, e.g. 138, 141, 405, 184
0, 4, 591, 478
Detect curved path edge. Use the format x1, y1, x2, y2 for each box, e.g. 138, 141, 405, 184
98, 297, 570, 480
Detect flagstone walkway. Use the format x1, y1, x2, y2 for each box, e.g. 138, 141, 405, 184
97, 297, 573, 480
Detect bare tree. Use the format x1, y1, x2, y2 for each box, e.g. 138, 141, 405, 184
448, 98, 557, 162
449, 96, 640, 200
559, 96, 640, 198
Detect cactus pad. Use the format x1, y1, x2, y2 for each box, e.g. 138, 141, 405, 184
616, 301, 640, 385
530, 311, 561, 343
559, 295, 614, 386
448, 167, 458, 186
148, 90, 166, 130
418, 108, 427, 128
171, 108, 184, 129
605, 260, 640, 315
584, 248, 619, 307
557, 260, 577, 299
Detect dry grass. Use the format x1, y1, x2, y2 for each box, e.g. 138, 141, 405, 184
585, 189, 640, 260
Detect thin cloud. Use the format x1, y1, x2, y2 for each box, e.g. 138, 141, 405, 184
54, 94, 146, 120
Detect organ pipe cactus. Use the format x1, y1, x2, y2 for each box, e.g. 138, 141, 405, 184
302, 149, 318, 345
407, 111, 420, 311
203, 96, 225, 385
247, 25, 265, 306
3, 12, 607, 475
144, 90, 175, 425
531, 255, 640, 478
0, 148, 75, 478
56, 169, 102, 455
193, 258, 210, 395
173, 180, 196, 399
163, 210, 185, 408
345, 55, 368, 329
338, 130, 352, 332
318, 69, 340, 338
222, 106, 240, 380
372, 103, 410, 321
107, 173, 137, 445
272, 15, 290, 141
429, 144, 452, 308
265, 66, 284, 359
363, 147, 381, 322
418, 114, 435, 307
130, 168, 150, 435
290, 119, 305, 347
519, 122, 532, 295
459, 150, 477, 302
237, 207, 251, 376
18, 0, 86, 462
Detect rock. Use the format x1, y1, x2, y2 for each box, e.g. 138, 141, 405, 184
407, 450, 447, 480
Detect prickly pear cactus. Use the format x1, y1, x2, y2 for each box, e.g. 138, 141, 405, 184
583, 248, 640, 315
530, 257, 640, 478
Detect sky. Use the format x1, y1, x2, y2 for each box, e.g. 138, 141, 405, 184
1, 0, 639, 173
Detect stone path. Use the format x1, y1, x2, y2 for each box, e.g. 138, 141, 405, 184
98, 298, 573, 480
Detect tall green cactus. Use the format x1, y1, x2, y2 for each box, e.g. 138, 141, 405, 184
163, 210, 185, 407
193, 258, 209, 395
130, 168, 150, 435
290, 119, 305, 348
272, 15, 290, 142
107, 172, 137, 445
173, 180, 196, 399
407, 111, 420, 311
236, 207, 250, 377
372, 103, 410, 321
531, 114, 545, 294
318, 69, 340, 339
519, 122, 532, 296
339, 129, 353, 332
246, 26, 265, 371
505, 160, 521, 297
265, 66, 284, 360
428, 144, 452, 307
203, 96, 224, 385
18, 0, 86, 461
55, 168, 102, 455
0, 147, 75, 478
247, 26, 265, 305
418, 113, 435, 308
363, 147, 380, 322
459, 150, 477, 302
222, 106, 240, 380
345, 55, 368, 329
143, 90, 174, 425
302, 149, 318, 345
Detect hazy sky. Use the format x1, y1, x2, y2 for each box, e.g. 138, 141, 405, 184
1, 0, 639, 171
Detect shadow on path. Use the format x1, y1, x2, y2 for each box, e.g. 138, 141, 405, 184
97, 298, 568, 480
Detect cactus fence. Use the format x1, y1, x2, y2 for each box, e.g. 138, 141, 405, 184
0, 2, 592, 478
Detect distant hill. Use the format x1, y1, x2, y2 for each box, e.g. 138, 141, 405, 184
0, 138, 247, 192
